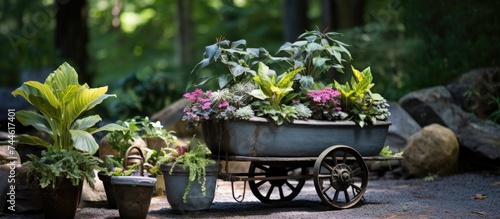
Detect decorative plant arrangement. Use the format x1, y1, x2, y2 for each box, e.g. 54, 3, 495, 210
157, 136, 218, 212
11, 62, 126, 218
184, 29, 390, 128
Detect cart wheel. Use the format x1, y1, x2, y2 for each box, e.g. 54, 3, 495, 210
248, 162, 307, 203
313, 145, 368, 209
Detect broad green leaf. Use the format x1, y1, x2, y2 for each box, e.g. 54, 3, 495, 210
15, 134, 51, 148
299, 75, 314, 89
231, 39, 246, 49
44, 62, 79, 93
218, 75, 230, 89
13, 81, 60, 112
16, 110, 53, 135
352, 66, 363, 82
70, 130, 99, 155
90, 123, 127, 134
27, 94, 61, 119
72, 115, 102, 130
248, 89, 268, 100
204, 43, 219, 60
312, 57, 329, 69
65, 86, 111, 122
277, 67, 304, 88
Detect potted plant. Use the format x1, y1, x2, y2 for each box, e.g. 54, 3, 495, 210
141, 116, 176, 151
184, 29, 391, 157
109, 146, 157, 219
97, 117, 140, 209
11, 62, 125, 218
99, 116, 170, 208
157, 136, 217, 212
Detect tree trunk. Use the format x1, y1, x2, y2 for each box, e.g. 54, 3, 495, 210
55, 0, 91, 84
283, 0, 309, 42
176, 0, 194, 66
322, 0, 365, 30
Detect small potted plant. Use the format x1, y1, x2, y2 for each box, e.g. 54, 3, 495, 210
12, 62, 125, 218
109, 146, 157, 219
140, 116, 176, 151
98, 117, 140, 208
157, 136, 217, 212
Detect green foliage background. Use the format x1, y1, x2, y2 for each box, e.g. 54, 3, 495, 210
1, 0, 498, 120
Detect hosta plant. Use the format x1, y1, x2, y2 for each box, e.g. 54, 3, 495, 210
12, 62, 125, 189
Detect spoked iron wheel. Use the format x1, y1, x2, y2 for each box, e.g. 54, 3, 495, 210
313, 145, 369, 209
248, 162, 307, 203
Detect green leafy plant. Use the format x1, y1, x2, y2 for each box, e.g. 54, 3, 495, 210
276, 29, 352, 89
184, 29, 390, 127
424, 173, 437, 182
190, 37, 271, 89
12, 62, 125, 188
248, 62, 307, 125
106, 117, 141, 159
335, 66, 390, 127
104, 117, 176, 176
157, 137, 216, 203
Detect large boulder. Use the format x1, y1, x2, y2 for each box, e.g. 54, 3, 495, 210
402, 124, 459, 177
399, 86, 467, 132
400, 85, 500, 172
447, 67, 500, 119
457, 116, 500, 171
385, 102, 421, 152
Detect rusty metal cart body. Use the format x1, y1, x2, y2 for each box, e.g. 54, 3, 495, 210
203, 118, 402, 209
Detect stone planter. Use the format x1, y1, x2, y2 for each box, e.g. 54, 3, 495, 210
160, 163, 218, 212
202, 117, 391, 157
111, 176, 157, 219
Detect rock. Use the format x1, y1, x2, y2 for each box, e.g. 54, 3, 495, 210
456, 116, 500, 171
151, 98, 202, 139
446, 67, 500, 119
402, 124, 459, 177
81, 170, 106, 202
385, 102, 422, 152
399, 86, 467, 132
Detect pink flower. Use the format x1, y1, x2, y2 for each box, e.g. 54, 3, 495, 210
202, 102, 211, 110
183, 88, 204, 101
218, 101, 229, 108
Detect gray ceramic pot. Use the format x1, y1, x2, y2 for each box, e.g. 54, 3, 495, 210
160, 163, 218, 212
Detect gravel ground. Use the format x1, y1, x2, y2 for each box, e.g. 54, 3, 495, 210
3, 172, 500, 219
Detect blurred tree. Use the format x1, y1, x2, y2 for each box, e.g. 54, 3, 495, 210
283, 0, 308, 42
56, 0, 91, 84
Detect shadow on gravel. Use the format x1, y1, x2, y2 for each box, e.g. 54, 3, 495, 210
148, 200, 343, 218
